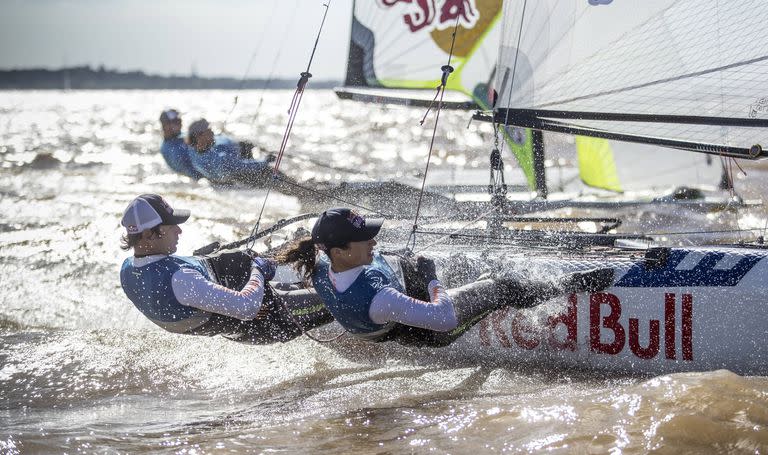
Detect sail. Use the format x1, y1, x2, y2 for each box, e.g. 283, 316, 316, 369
342, 1, 542, 188
574, 136, 722, 193
494, 0, 768, 158
344, 0, 503, 105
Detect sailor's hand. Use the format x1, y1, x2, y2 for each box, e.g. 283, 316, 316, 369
415, 256, 437, 283
252, 257, 277, 282
238, 141, 255, 159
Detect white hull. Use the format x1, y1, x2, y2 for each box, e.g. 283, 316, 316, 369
437, 246, 768, 375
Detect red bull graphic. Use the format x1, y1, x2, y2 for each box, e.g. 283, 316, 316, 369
448, 248, 768, 374
380, 0, 480, 32
479, 292, 694, 362
378, 0, 501, 58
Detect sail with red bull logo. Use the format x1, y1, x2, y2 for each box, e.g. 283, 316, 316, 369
336, 0, 739, 197
342, 0, 501, 105
337, 0, 545, 191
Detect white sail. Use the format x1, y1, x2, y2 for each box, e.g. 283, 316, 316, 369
495, 0, 768, 153
344, 0, 502, 104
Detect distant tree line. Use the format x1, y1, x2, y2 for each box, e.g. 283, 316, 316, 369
0, 66, 340, 90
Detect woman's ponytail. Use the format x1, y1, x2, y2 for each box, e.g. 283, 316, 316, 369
276, 236, 318, 282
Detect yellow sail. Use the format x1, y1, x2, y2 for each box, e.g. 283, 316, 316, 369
575, 136, 622, 193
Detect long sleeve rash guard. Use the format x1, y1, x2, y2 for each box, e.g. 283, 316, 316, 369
135, 254, 266, 320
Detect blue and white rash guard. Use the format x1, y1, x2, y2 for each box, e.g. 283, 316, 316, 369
160, 134, 203, 179
312, 252, 458, 339
120, 254, 265, 333
189, 135, 269, 184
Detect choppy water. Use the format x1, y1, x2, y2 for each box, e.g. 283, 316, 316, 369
1, 90, 768, 453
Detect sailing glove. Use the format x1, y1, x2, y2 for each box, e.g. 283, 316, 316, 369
252, 257, 277, 282
415, 256, 437, 284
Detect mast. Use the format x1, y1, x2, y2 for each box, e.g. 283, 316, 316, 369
531, 129, 547, 198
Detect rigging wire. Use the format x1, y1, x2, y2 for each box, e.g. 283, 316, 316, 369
406, 14, 463, 252
498, 0, 528, 155
413, 206, 498, 254
246, 0, 333, 251
221, 0, 281, 129
248, 0, 301, 127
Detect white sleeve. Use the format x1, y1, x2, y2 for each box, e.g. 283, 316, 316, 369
171, 266, 265, 320
368, 280, 458, 332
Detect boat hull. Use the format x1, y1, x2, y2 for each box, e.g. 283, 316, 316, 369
444, 246, 768, 375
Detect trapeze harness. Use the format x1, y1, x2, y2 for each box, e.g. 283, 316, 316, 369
311, 252, 504, 347
120, 249, 332, 344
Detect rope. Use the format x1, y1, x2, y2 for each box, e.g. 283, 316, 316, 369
406, 14, 462, 251
498, 0, 528, 156
246, 0, 333, 250
248, 0, 300, 126
272, 0, 332, 172
413, 206, 497, 253
268, 175, 394, 217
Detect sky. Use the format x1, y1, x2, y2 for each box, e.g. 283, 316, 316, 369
0, 0, 354, 80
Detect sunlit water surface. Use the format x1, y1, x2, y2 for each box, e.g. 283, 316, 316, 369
1, 90, 767, 454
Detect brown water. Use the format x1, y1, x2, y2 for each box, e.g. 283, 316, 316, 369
1, 90, 767, 454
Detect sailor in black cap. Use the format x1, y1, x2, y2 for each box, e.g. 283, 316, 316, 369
159, 109, 203, 180
279, 208, 614, 347
119, 194, 333, 343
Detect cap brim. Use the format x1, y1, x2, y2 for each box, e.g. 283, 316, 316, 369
167, 209, 191, 225
360, 218, 383, 240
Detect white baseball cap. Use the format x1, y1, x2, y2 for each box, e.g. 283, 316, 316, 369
121, 194, 190, 234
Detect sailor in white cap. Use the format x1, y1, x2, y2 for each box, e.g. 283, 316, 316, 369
119, 194, 333, 343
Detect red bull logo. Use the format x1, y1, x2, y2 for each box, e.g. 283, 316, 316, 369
479, 292, 694, 361
379, 0, 501, 58
380, 0, 480, 32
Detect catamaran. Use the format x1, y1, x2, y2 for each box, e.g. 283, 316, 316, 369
207, 0, 768, 375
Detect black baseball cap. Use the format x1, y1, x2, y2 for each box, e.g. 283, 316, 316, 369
159, 109, 180, 123
311, 208, 383, 249
121, 194, 190, 234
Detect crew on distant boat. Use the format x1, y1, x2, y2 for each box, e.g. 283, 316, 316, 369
159, 109, 203, 180
280, 208, 615, 347
119, 193, 333, 344
187, 118, 273, 186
